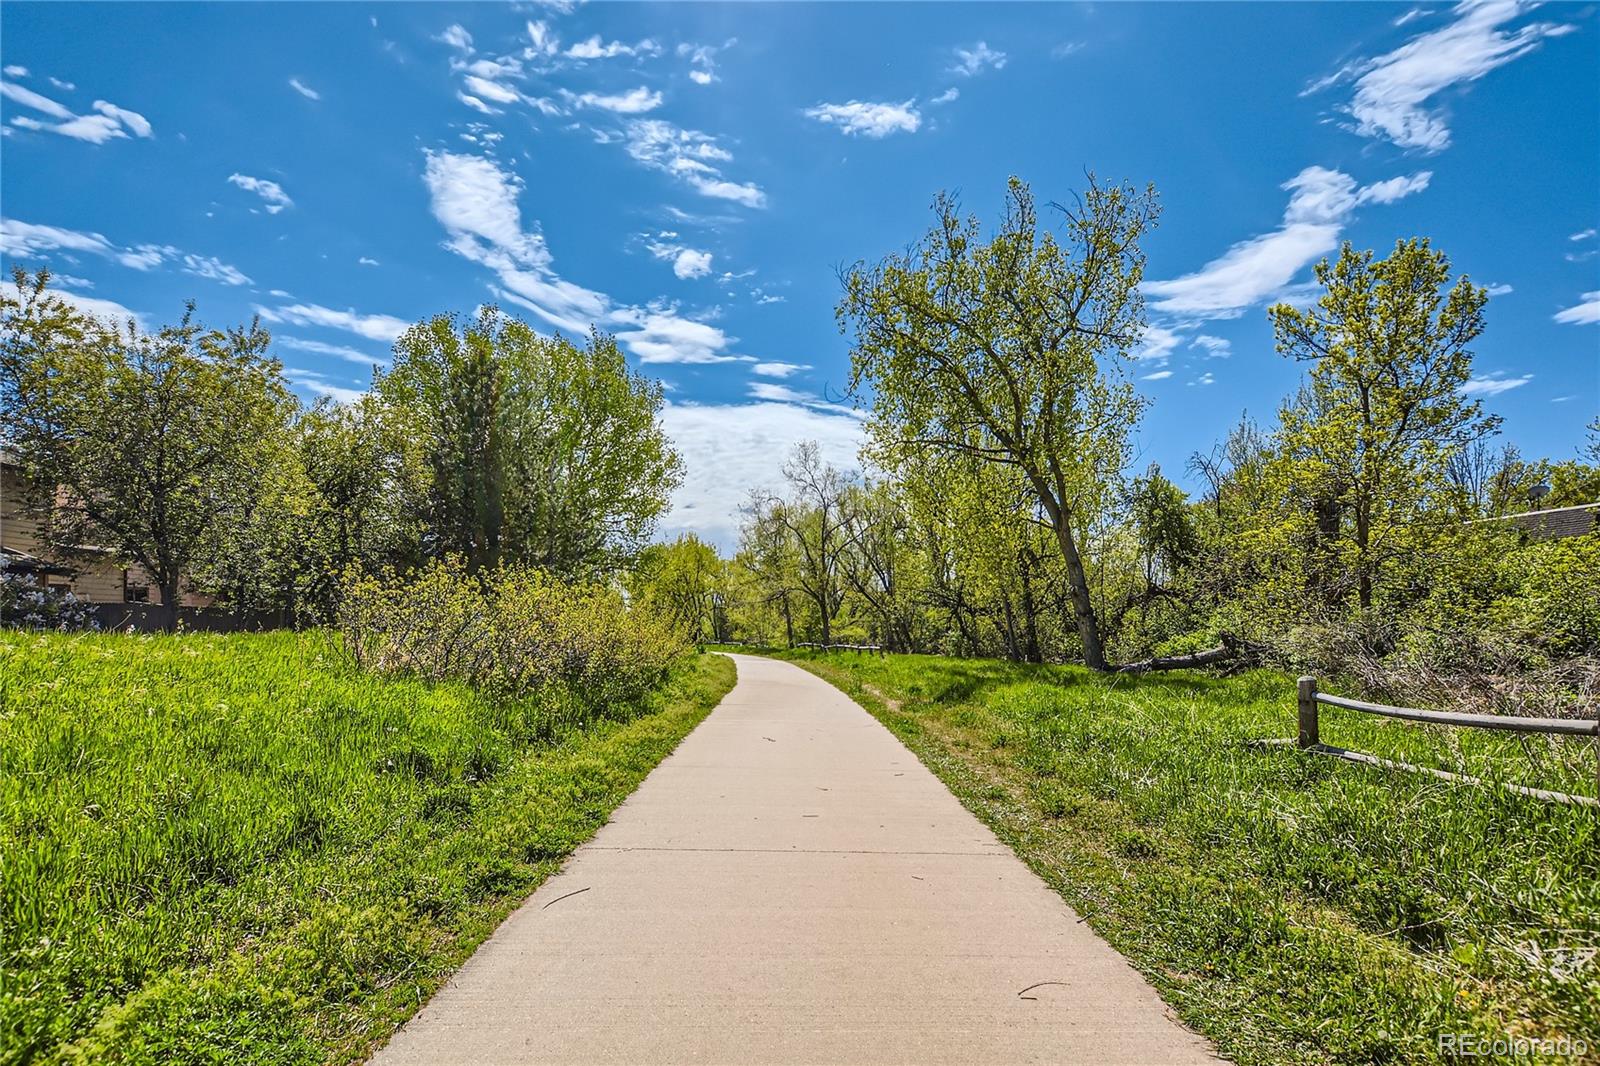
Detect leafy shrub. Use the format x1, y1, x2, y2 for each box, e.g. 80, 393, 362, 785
338, 558, 685, 716
0, 555, 98, 630
1493, 532, 1600, 656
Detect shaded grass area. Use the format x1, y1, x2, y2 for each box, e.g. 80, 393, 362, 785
747, 648, 1599, 1066
1, 630, 735, 1065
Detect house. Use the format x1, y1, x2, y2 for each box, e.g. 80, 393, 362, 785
1482, 502, 1600, 542
1, 452, 207, 605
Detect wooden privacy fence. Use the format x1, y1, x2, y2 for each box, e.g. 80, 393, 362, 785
1296, 676, 1600, 808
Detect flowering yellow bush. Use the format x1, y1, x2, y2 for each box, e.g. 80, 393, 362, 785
339, 559, 685, 716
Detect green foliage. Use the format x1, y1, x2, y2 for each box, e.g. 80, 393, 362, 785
339, 558, 686, 714
379, 311, 682, 578
1268, 239, 1496, 612
0, 268, 299, 620
0, 629, 734, 1064
772, 648, 1599, 1065
1494, 533, 1600, 656
630, 534, 728, 644
839, 177, 1159, 670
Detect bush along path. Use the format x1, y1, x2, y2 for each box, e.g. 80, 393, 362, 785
0, 629, 735, 1066
373, 654, 1219, 1065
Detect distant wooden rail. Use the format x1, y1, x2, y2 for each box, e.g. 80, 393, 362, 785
1296, 676, 1600, 808
793, 642, 886, 657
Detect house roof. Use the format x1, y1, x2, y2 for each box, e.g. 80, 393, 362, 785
1478, 502, 1600, 542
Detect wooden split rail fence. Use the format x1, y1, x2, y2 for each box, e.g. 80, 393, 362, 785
1295, 676, 1600, 808
793, 642, 886, 657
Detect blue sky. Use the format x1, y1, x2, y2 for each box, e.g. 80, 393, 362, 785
2, 1, 1596, 547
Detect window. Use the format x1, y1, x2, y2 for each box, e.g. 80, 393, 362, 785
125, 584, 150, 603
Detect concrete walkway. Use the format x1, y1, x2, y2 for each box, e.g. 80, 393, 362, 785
373, 654, 1220, 1065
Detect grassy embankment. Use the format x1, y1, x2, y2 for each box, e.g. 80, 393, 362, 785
1, 629, 734, 1066
748, 647, 1598, 1066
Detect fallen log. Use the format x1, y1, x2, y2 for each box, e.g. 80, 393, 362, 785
1112, 644, 1234, 674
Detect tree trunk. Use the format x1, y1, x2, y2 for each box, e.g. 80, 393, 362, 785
1019, 551, 1042, 664
158, 575, 181, 633
1112, 643, 1233, 674
1052, 514, 1108, 671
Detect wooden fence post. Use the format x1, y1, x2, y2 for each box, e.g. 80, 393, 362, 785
1297, 676, 1319, 749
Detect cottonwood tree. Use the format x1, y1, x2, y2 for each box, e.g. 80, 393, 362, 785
631, 534, 726, 644
838, 480, 926, 653
379, 309, 682, 577
839, 177, 1158, 670
745, 442, 854, 645
1269, 239, 1497, 612
0, 269, 297, 627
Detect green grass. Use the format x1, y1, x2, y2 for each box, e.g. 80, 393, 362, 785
744, 647, 1599, 1066
1, 629, 735, 1066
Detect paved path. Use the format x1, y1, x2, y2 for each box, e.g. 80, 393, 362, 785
373, 654, 1220, 1065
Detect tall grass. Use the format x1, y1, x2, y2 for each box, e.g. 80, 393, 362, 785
0, 629, 734, 1065
765, 649, 1599, 1066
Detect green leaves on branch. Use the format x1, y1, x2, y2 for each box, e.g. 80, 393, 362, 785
838, 176, 1159, 669
379, 310, 683, 579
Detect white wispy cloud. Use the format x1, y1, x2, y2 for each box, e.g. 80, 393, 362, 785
658, 401, 864, 549
1144, 166, 1432, 317
1460, 371, 1534, 395
1134, 325, 1182, 362
254, 303, 410, 342
1553, 291, 1600, 326
1191, 335, 1232, 357
1141, 369, 1174, 381
358, 256, 380, 267
422, 148, 744, 364
647, 238, 714, 279
930, 87, 959, 105
50, 286, 146, 329
678, 40, 732, 85
569, 86, 662, 113
805, 100, 921, 138
1571, 228, 1597, 241
621, 119, 766, 207
0, 219, 249, 284
180, 253, 251, 286
616, 310, 744, 364
288, 77, 320, 101
2, 65, 27, 78
2, 80, 152, 144
951, 41, 1007, 77
436, 24, 473, 52
227, 173, 293, 214
1306, 0, 1574, 153
284, 367, 366, 405
275, 336, 388, 366
566, 35, 660, 60
751, 361, 810, 378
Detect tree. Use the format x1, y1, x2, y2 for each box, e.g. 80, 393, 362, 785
631, 534, 725, 644
0, 269, 297, 627
746, 442, 853, 645
839, 177, 1158, 670
1269, 239, 1498, 612
378, 309, 682, 577
838, 480, 927, 653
